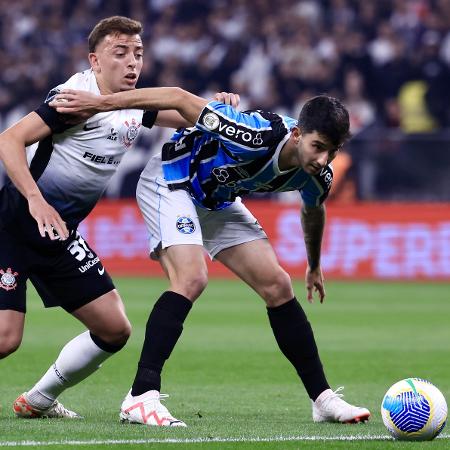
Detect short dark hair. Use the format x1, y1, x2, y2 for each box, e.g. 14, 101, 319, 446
298, 95, 350, 148
88, 16, 143, 52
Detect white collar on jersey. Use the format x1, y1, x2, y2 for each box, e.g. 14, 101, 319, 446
273, 131, 296, 175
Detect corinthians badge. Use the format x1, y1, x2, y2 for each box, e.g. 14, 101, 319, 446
0, 268, 19, 291
122, 118, 141, 148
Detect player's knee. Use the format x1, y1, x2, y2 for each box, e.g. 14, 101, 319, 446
112, 318, 132, 345
260, 269, 294, 307
0, 335, 22, 359
97, 318, 131, 348
173, 269, 208, 301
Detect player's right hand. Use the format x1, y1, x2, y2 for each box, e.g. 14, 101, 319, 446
28, 194, 69, 241
305, 265, 326, 304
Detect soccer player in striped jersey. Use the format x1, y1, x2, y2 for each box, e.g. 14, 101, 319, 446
52, 87, 371, 425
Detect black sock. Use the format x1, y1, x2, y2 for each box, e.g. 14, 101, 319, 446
267, 297, 330, 401
131, 291, 192, 396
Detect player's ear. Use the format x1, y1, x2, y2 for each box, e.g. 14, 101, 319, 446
291, 126, 301, 141
89, 53, 100, 72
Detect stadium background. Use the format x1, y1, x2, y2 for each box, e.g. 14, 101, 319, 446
0, 1, 449, 448
0, 0, 449, 281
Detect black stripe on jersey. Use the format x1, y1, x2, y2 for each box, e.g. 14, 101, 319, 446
35, 103, 75, 134
166, 180, 190, 192
198, 148, 275, 200
313, 165, 333, 195
29, 136, 54, 181
253, 170, 299, 193
318, 189, 330, 204
162, 130, 198, 162
142, 110, 158, 129
254, 110, 290, 137
198, 107, 274, 149
197, 140, 220, 161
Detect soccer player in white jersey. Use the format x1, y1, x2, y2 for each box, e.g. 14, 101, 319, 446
0, 16, 197, 423
52, 87, 371, 426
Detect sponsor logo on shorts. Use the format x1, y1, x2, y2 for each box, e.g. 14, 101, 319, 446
202, 112, 220, 130
176, 216, 196, 234
0, 267, 18, 291
78, 256, 100, 273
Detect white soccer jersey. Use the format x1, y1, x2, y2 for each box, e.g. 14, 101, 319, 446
19, 69, 157, 229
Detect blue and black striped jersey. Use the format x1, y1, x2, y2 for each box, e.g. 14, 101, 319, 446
162, 101, 333, 210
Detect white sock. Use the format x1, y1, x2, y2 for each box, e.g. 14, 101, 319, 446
26, 331, 112, 409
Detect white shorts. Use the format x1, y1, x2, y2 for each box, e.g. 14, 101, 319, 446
137, 154, 267, 259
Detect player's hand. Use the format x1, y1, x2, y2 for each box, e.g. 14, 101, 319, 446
49, 89, 101, 117
28, 193, 69, 241
305, 265, 325, 304
213, 92, 240, 108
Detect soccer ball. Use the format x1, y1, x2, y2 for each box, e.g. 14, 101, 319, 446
381, 378, 447, 441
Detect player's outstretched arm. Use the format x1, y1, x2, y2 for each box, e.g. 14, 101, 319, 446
301, 203, 326, 303
51, 87, 209, 126
155, 91, 241, 128
0, 113, 69, 240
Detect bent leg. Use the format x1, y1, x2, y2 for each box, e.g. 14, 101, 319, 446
216, 239, 330, 401
216, 238, 293, 307
24, 290, 130, 411
72, 289, 131, 346
131, 244, 207, 396
0, 310, 24, 359
159, 244, 209, 301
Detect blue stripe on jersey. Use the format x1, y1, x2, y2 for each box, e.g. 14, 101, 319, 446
196, 102, 274, 157
162, 104, 332, 210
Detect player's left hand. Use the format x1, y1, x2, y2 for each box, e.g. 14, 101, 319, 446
28, 193, 69, 241
49, 89, 101, 117
213, 92, 240, 108
305, 265, 325, 303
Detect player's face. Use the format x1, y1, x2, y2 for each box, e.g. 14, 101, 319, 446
297, 130, 338, 175
89, 33, 143, 94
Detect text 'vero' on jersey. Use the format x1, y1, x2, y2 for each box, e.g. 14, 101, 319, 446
0, 69, 157, 233
161, 101, 333, 210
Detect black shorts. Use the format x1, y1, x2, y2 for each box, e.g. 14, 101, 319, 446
0, 230, 115, 313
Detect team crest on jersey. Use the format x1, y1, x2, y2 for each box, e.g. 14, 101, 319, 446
202, 112, 220, 131
122, 118, 141, 148
176, 216, 196, 234
0, 268, 18, 291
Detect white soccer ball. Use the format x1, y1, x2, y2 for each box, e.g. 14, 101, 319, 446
381, 378, 447, 441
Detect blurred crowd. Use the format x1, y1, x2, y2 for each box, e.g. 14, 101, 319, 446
1, 0, 449, 201
1, 0, 450, 133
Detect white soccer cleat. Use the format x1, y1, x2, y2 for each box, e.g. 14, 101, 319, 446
120, 389, 186, 427
312, 387, 371, 423
13, 392, 82, 419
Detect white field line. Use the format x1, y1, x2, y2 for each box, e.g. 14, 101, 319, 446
0, 434, 449, 446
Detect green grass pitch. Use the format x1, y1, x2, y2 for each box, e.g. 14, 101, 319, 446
0, 278, 449, 449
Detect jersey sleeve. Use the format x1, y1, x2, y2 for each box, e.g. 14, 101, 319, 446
142, 110, 158, 129
195, 101, 276, 158
300, 165, 334, 206
34, 87, 77, 134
